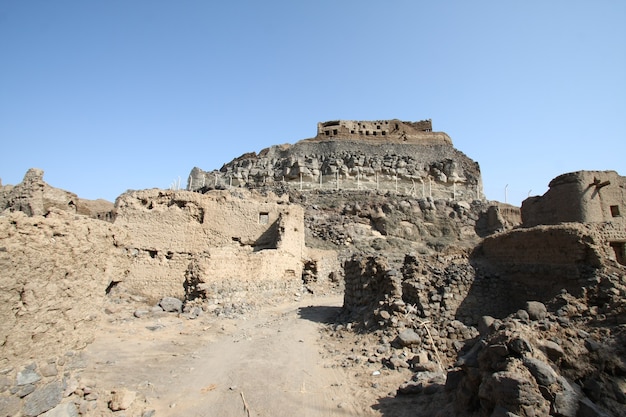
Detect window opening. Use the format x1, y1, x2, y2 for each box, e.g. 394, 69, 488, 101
610, 205, 620, 217
610, 242, 626, 266
259, 212, 269, 224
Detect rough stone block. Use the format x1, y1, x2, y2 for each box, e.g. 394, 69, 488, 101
158, 297, 183, 313
17, 367, 41, 386
23, 381, 64, 417
41, 401, 79, 417
525, 301, 547, 321
396, 329, 421, 347
109, 388, 136, 411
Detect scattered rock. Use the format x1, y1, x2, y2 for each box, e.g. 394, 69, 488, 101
17, 366, 41, 386
515, 309, 530, 322
23, 381, 64, 417
523, 357, 557, 386
134, 309, 150, 318
109, 388, 136, 411
478, 371, 550, 416
525, 301, 547, 321
538, 340, 565, 362
14, 383, 36, 398
40, 401, 79, 417
0, 375, 10, 393
0, 394, 21, 416
508, 337, 533, 357
39, 363, 58, 377
159, 297, 183, 313
396, 329, 420, 347
478, 315, 496, 336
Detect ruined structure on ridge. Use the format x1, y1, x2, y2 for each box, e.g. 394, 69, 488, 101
315, 119, 442, 142
188, 119, 483, 202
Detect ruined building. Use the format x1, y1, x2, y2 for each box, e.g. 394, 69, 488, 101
522, 170, 626, 265
316, 119, 435, 140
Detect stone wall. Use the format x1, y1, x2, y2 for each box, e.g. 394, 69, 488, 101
113, 188, 305, 300
341, 254, 481, 364
340, 222, 619, 363
477, 224, 618, 304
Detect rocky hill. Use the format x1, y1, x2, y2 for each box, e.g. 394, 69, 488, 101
188, 119, 483, 203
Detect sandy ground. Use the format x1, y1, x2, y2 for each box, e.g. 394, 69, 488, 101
79, 295, 417, 417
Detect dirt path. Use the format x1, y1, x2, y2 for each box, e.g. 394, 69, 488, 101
81, 296, 381, 416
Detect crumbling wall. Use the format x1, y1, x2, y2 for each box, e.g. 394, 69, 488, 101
340, 241, 626, 416
475, 203, 522, 236
316, 119, 435, 140
0, 168, 115, 220
0, 209, 128, 367
522, 170, 626, 227
342, 256, 399, 312
340, 222, 619, 365
302, 248, 343, 293
113, 188, 305, 300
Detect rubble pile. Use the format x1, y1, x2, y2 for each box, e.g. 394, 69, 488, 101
336, 252, 626, 416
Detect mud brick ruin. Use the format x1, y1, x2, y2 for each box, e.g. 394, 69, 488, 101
1, 119, 625, 417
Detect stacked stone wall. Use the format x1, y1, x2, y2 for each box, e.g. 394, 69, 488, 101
342, 256, 399, 312
340, 225, 616, 364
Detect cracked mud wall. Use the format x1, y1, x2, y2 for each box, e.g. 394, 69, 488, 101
113, 189, 305, 300
0, 209, 129, 367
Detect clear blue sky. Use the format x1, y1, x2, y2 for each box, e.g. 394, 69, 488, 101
1, 1, 624, 206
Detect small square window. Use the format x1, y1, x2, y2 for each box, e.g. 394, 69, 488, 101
610, 205, 620, 217
259, 212, 269, 224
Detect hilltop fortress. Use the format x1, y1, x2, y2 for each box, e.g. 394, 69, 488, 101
314, 119, 446, 143
189, 119, 483, 202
